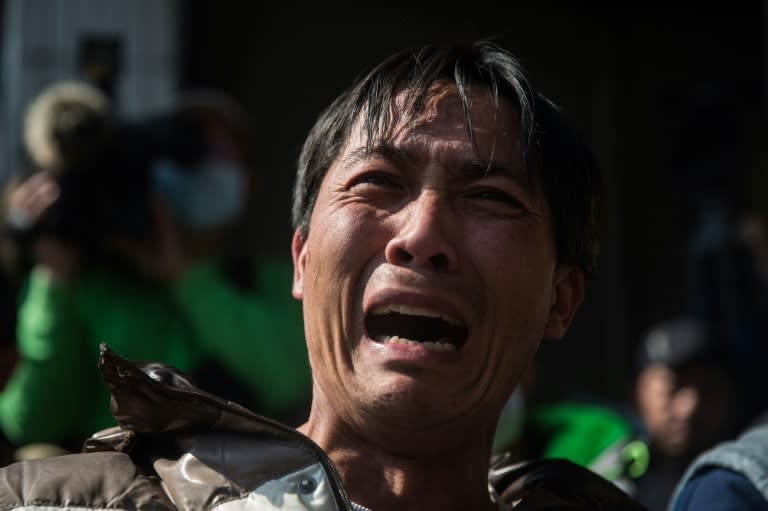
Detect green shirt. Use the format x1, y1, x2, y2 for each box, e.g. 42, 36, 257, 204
0, 259, 310, 445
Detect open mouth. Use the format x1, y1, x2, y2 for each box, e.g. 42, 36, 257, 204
365, 304, 468, 352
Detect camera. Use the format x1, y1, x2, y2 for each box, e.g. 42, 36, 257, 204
12, 81, 207, 253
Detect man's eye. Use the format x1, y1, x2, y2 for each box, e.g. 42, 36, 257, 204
350, 173, 400, 189
468, 189, 523, 207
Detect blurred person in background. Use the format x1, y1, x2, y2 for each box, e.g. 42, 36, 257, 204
632, 316, 736, 511
0, 81, 310, 456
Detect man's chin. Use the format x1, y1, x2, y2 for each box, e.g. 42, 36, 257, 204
355, 375, 473, 422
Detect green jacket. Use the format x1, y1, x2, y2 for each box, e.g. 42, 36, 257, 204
0, 259, 310, 445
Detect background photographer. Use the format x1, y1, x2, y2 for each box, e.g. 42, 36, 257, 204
0, 82, 311, 456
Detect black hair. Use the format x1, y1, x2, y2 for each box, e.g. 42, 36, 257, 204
292, 40, 604, 273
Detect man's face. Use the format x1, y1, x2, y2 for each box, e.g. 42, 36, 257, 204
293, 83, 583, 434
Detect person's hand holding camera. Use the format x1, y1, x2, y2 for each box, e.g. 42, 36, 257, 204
6, 172, 80, 284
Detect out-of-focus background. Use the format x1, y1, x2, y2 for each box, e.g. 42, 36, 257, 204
0, 3, 766, 508
1, 0, 765, 417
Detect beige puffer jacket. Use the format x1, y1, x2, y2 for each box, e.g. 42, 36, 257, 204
0, 345, 645, 510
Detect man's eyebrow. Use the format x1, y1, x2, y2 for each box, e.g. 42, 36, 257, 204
340, 143, 415, 168
459, 157, 530, 186
340, 144, 531, 186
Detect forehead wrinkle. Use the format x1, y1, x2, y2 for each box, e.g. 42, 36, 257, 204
339, 89, 529, 184
345, 82, 513, 163
339, 142, 416, 170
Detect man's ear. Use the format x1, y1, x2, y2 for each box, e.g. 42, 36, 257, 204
543, 265, 585, 340
291, 229, 307, 300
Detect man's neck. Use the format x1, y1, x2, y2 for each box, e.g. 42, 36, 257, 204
298, 407, 499, 511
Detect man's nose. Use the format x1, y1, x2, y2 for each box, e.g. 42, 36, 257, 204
384, 192, 459, 272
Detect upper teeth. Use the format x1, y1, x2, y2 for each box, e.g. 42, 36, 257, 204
370, 304, 461, 326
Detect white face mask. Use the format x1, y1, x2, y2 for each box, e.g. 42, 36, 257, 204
151, 157, 246, 229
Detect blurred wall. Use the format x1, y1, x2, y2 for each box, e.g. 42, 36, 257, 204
1, 0, 179, 182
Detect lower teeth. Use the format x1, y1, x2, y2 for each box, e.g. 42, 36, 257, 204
381, 335, 456, 352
